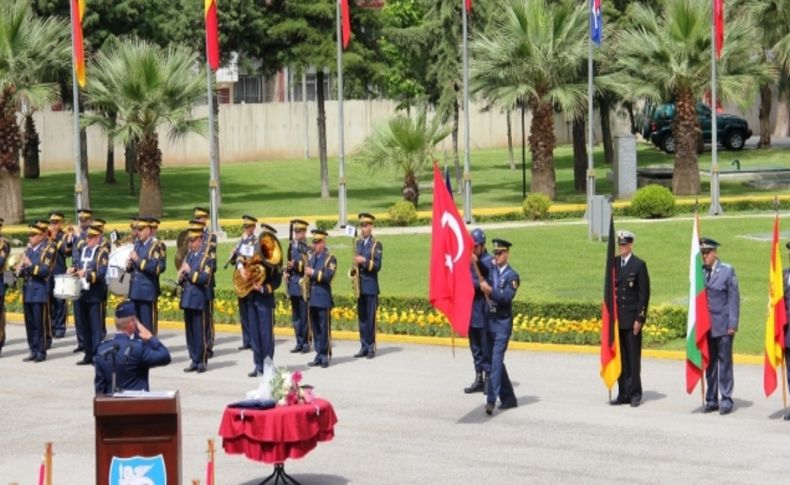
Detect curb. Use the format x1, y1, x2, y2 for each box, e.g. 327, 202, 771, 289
5, 312, 762, 365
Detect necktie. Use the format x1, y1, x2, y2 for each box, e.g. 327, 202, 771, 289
621, 259, 625, 268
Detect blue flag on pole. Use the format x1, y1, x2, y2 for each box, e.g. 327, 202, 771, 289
591, 0, 602, 46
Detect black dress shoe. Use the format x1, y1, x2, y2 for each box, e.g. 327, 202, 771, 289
289, 347, 302, 353
499, 400, 518, 410
783, 413, 790, 421
307, 361, 319, 367
485, 403, 495, 416
72, 346, 85, 354
206, 349, 214, 359
353, 350, 367, 358
238, 344, 251, 351
34, 355, 47, 363
609, 396, 629, 406
630, 395, 642, 407
54, 333, 65, 339
196, 364, 207, 374
320, 362, 329, 368
76, 358, 92, 365
23, 354, 36, 362
703, 402, 719, 413
248, 370, 261, 378
719, 406, 732, 415
301, 347, 311, 354
366, 352, 375, 359
183, 364, 198, 373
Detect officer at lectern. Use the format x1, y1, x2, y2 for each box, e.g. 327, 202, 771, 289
94, 300, 171, 395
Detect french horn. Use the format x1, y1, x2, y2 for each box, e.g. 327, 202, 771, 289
233, 230, 283, 298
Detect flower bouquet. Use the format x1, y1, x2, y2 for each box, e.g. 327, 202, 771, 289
270, 368, 315, 406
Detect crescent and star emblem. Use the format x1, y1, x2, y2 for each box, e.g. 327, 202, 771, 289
441, 211, 464, 272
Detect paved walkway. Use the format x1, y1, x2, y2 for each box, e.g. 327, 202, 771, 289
0, 323, 788, 484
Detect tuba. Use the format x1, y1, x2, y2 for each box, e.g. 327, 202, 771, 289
233, 230, 283, 298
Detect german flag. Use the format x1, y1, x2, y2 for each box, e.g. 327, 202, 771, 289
600, 215, 621, 390
70, 0, 86, 87
205, 0, 220, 70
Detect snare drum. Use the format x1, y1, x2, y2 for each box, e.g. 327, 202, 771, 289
2, 270, 16, 288
108, 244, 134, 296
53, 274, 81, 300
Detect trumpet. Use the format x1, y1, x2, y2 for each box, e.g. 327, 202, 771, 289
298, 253, 311, 302
14, 244, 32, 277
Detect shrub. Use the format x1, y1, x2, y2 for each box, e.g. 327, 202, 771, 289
387, 201, 417, 226
522, 193, 552, 220
630, 184, 676, 219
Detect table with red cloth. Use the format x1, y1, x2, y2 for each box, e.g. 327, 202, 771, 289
218, 398, 338, 465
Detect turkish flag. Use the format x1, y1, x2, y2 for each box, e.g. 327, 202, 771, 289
429, 164, 475, 337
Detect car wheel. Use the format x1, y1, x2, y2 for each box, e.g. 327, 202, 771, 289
725, 129, 746, 151
660, 134, 675, 154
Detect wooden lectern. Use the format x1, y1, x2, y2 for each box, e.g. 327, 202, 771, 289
94, 392, 181, 485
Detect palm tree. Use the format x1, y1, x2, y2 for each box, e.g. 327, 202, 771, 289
354, 107, 451, 208
0, 0, 69, 223
611, 0, 771, 195
470, 0, 588, 200
83, 39, 207, 217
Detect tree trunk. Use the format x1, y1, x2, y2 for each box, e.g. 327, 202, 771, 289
506, 109, 515, 170
758, 83, 772, 149
104, 112, 116, 183
0, 171, 23, 223
671, 88, 701, 195
211, 90, 222, 204
451, 101, 461, 195
22, 113, 40, 179
572, 115, 586, 192
136, 132, 163, 218
79, 115, 91, 208
600, 98, 614, 165
125, 140, 137, 196
316, 70, 330, 199
772, 96, 789, 138
625, 101, 637, 135
528, 98, 557, 199
0, 94, 23, 222
402, 170, 419, 207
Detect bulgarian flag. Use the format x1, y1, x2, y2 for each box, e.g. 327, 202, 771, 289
70, 0, 86, 87
686, 214, 710, 393
763, 214, 786, 396
600, 215, 621, 390
205, 0, 220, 70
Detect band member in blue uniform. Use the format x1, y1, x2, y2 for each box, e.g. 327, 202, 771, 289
246, 223, 283, 377
149, 218, 167, 333
127, 217, 163, 333
193, 208, 218, 357
0, 218, 11, 355
465, 228, 493, 394
94, 300, 171, 395
286, 219, 311, 353
305, 230, 337, 368
70, 224, 109, 365
16, 221, 55, 362
481, 239, 520, 416
179, 228, 214, 374
48, 212, 71, 339
230, 215, 259, 350
70, 208, 93, 353
700, 237, 740, 415
90, 218, 112, 339
353, 213, 383, 359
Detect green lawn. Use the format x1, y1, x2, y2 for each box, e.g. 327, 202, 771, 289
20, 141, 789, 222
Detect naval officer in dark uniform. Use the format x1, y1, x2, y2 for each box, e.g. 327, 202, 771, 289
465, 228, 493, 394
127, 217, 163, 333
305, 230, 337, 368
481, 239, 520, 416
353, 213, 383, 359
19, 221, 55, 363
286, 219, 311, 353
700, 237, 740, 415
611, 230, 650, 408
94, 300, 171, 394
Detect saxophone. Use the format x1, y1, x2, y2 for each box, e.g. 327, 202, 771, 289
298, 252, 311, 302
348, 237, 361, 300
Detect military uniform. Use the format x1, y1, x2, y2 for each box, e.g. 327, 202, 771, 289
48, 212, 70, 338
466, 227, 493, 393
307, 230, 336, 368
701, 238, 740, 414
93, 219, 112, 339
70, 209, 93, 352
180, 229, 215, 373
74, 227, 110, 364
0, 219, 10, 354
354, 213, 383, 359
150, 219, 167, 333
286, 219, 311, 353
613, 230, 650, 407
484, 239, 520, 415
193, 209, 218, 357
232, 216, 259, 350
246, 223, 282, 376
20, 222, 56, 362
128, 219, 164, 333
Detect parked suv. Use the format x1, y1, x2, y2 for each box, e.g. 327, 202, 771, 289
642, 102, 752, 154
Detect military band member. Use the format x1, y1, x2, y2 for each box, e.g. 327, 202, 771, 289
127, 217, 163, 333
480, 239, 520, 415
19, 221, 55, 363
465, 228, 493, 394
231, 215, 259, 350
0, 218, 10, 356
193, 207, 218, 357
179, 228, 214, 374
353, 213, 383, 359
70, 224, 109, 365
91, 219, 111, 338
305, 230, 336, 368
700, 237, 740, 415
246, 223, 282, 377
286, 219, 311, 353
70, 208, 93, 353
149, 218, 167, 333
48, 211, 70, 339
784, 242, 790, 421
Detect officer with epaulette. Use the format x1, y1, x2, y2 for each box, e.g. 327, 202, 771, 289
18, 221, 56, 363
0, 218, 11, 356
784, 242, 790, 421
353, 213, 383, 360
480, 238, 520, 416
230, 215, 259, 350
94, 300, 171, 395
70, 223, 109, 365
286, 219, 311, 353
127, 217, 162, 333
611, 230, 651, 408
70, 208, 94, 354
246, 223, 282, 377
179, 227, 214, 374
149, 218, 167, 332
700, 237, 740, 415
48, 211, 70, 339
464, 228, 493, 394
305, 229, 337, 368
193, 208, 218, 357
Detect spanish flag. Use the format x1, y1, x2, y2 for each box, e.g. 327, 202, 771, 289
70, 0, 86, 87
205, 0, 220, 71
600, 216, 621, 390
763, 214, 786, 396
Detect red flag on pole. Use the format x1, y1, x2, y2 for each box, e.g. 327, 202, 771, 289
714, 0, 724, 59
71, 0, 86, 87
429, 164, 474, 337
465, 0, 473, 12
340, 0, 352, 49
205, 0, 220, 70
763, 214, 787, 396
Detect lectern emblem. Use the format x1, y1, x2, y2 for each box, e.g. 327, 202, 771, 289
109, 455, 166, 485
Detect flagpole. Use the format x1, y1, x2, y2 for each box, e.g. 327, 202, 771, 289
586, 0, 597, 240
336, 0, 348, 228
709, 5, 722, 215
303, 71, 310, 159
206, 59, 220, 233
462, 0, 472, 224
69, 1, 84, 217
